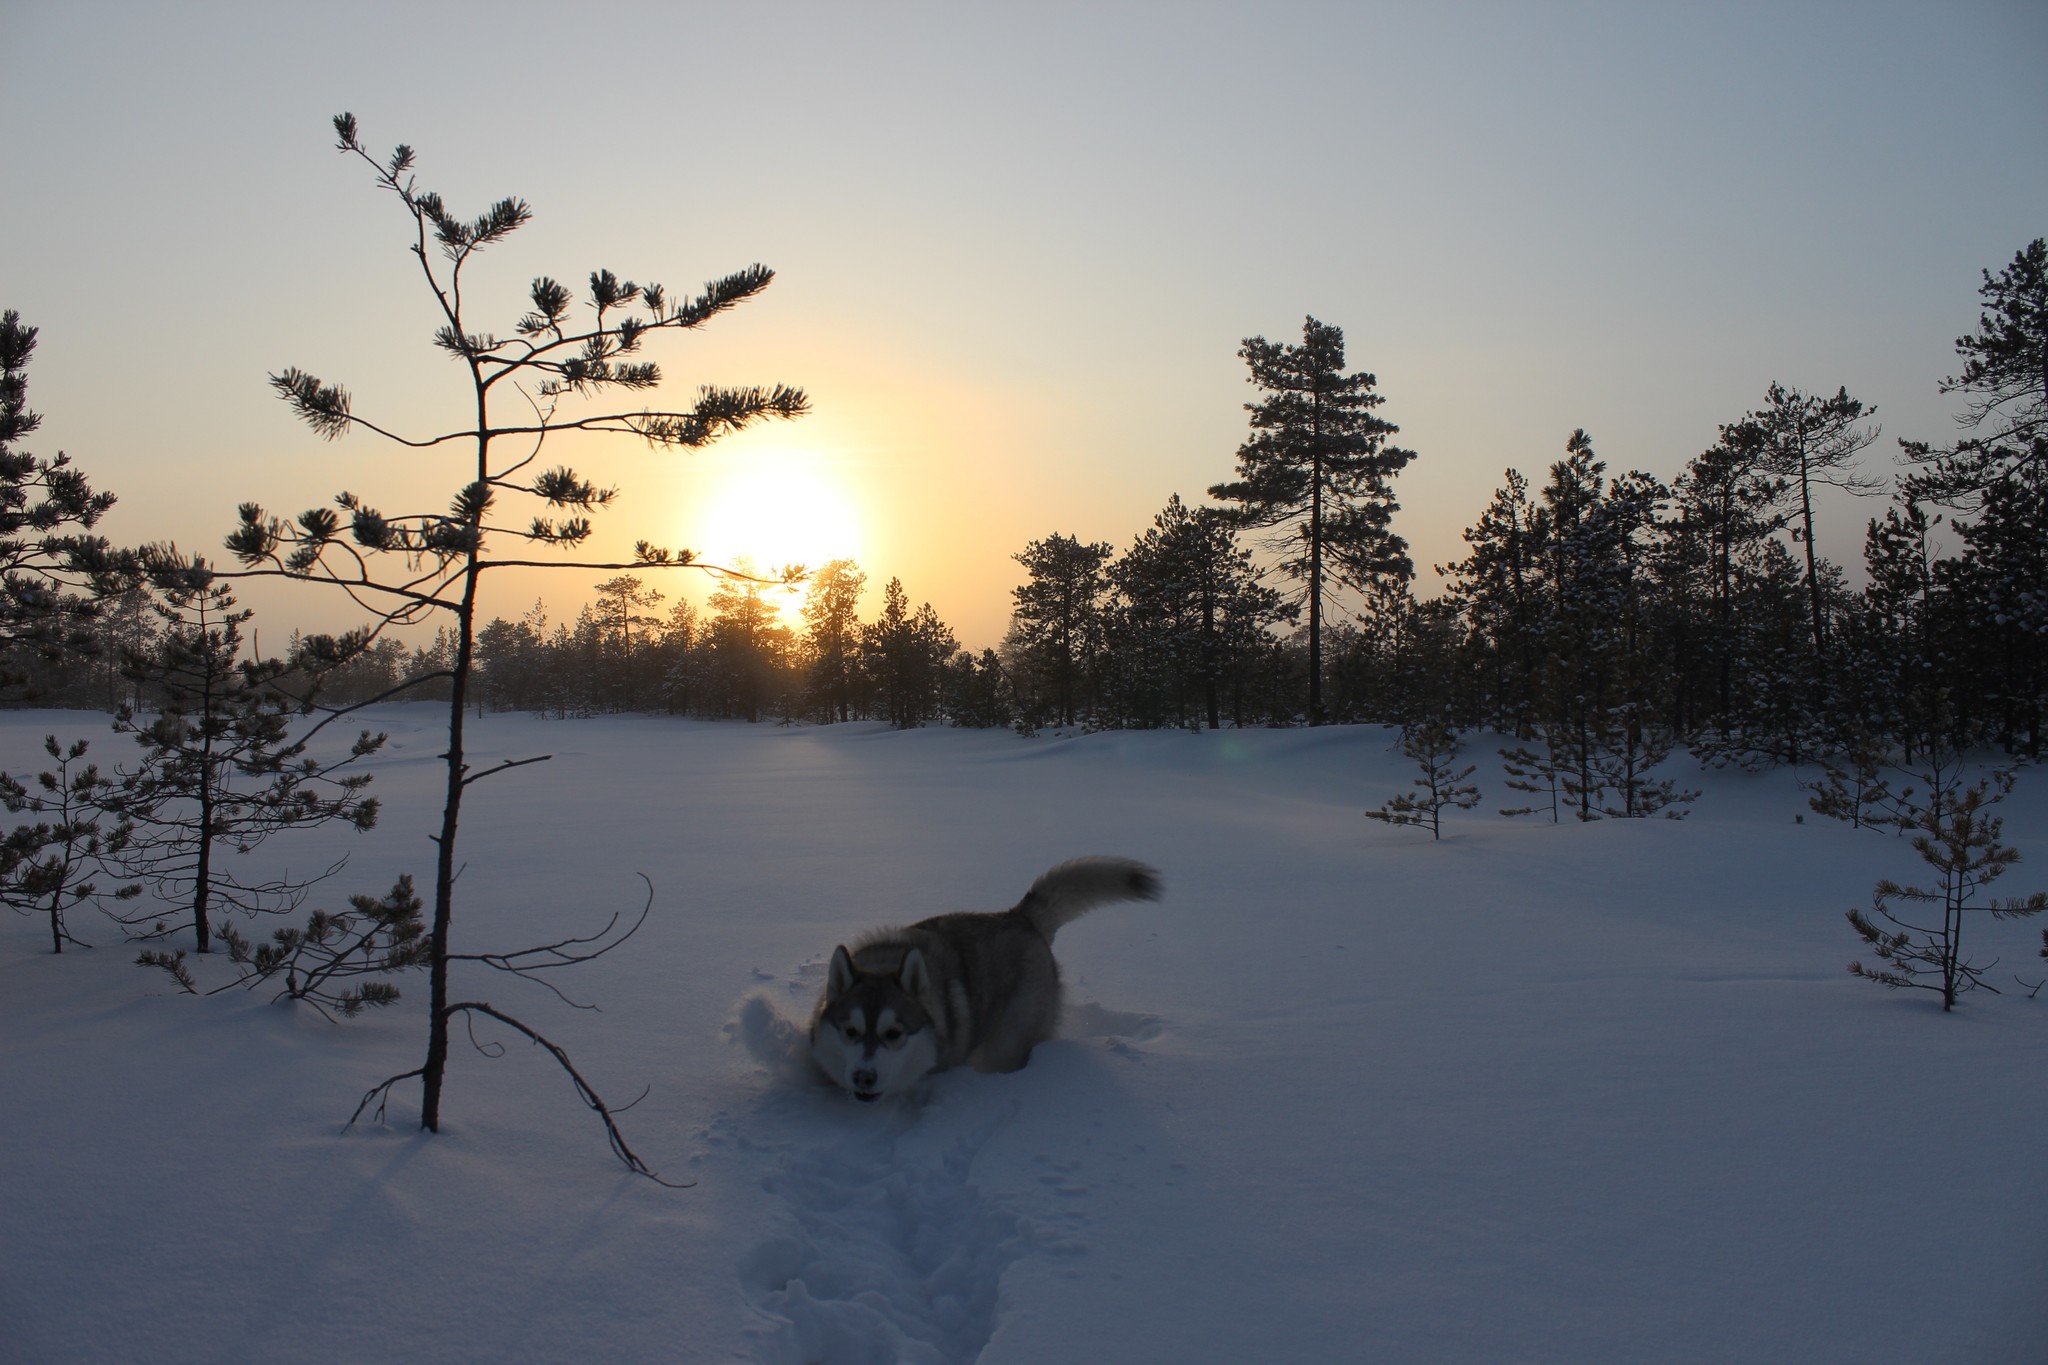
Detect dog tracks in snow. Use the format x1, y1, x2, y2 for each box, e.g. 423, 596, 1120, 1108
722, 985, 1164, 1364
738, 1103, 1024, 1365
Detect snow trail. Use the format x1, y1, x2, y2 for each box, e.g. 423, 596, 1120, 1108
722, 985, 1168, 1364
741, 1101, 1025, 1365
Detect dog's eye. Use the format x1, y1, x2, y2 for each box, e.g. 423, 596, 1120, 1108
842, 1025, 862, 1043
882, 1026, 903, 1045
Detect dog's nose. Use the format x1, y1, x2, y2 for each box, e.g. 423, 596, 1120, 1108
852, 1068, 878, 1090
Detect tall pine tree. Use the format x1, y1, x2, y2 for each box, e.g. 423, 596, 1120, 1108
1902, 238, 2047, 512
1209, 316, 1415, 724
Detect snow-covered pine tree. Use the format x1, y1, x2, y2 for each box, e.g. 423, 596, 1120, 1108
1367, 720, 1480, 840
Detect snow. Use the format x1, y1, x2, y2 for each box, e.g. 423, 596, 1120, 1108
2, 707, 2043, 1363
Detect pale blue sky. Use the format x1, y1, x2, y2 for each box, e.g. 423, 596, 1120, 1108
4, 1, 2043, 648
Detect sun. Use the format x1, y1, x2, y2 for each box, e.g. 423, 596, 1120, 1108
689, 453, 866, 576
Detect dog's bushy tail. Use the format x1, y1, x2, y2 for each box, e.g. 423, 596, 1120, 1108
1013, 856, 1160, 939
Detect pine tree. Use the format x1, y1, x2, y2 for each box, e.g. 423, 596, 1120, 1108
107, 553, 382, 953
218, 874, 428, 1019
1845, 759, 2046, 1011
1734, 383, 1881, 657
230, 115, 805, 1173
1665, 423, 1789, 736
1106, 494, 1288, 729
591, 574, 663, 710
1209, 317, 1416, 724
706, 569, 792, 722
1366, 721, 1480, 840
1902, 238, 2047, 511
474, 605, 547, 714
1934, 461, 2047, 757
655, 597, 700, 715
1842, 499, 1941, 757
0, 737, 140, 951
1009, 533, 1113, 728
1499, 730, 1565, 822
862, 577, 957, 729
801, 558, 866, 723
1439, 469, 1544, 732
0, 309, 132, 683
1575, 702, 1697, 820
944, 648, 1014, 729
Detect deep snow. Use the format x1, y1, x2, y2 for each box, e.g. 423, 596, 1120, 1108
2, 707, 2043, 1363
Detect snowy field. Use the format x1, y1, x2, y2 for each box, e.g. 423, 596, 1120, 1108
2, 705, 2043, 1364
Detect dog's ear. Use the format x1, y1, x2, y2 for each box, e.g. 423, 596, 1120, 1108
828, 945, 856, 997
898, 946, 930, 1000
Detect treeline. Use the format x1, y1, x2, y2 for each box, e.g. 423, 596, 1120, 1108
5, 240, 2044, 772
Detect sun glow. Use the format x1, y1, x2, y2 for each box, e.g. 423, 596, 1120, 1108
687, 453, 867, 579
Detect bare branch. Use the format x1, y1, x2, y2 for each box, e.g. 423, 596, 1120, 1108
445, 1001, 686, 1185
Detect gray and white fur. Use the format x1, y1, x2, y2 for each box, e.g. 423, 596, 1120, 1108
808, 856, 1161, 1101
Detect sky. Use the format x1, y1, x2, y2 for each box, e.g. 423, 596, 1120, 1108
3, 1, 2044, 651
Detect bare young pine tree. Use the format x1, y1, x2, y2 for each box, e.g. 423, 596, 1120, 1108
1845, 756, 2046, 1011
230, 115, 807, 1178
108, 553, 382, 954
1499, 730, 1564, 822
1366, 721, 1480, 840
0, 736, 140, 951
216, 874, 428, 1020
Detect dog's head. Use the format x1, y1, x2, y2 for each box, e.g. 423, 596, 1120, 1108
809, 945, 941, 1102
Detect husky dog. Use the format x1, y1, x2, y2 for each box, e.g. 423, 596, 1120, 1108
809, 857, 1160, 1102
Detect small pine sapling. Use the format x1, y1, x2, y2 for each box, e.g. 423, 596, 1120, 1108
1845, 766, 2046, 1011
233, 114, 807, 1180
1499, 730, 1563, 822
1806, 729, 1910, 832
0, 736, 140, 950
1367, 720, 1480, 840
1580, 703, 1698, 820
108, 553, 383, 953
218, 875, 428, 1019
